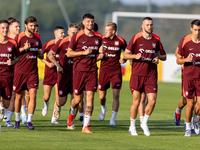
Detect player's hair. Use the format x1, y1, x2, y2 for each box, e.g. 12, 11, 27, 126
54, 26, 64, 31
68, 23, 79, 29
143, 17, 153, 21
191, 19, 200, 27
0, 20, 9, 25
93, 23, 98, 32
106, 22, 117, 32
79, 22, 84, 30
36, 24, 39, 27
7, 17, 16, 23
83, 13, 94, 20
9, 19, 20, 26
25, 16, 37, 24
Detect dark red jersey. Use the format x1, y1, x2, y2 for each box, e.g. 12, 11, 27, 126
43, 39, 59, 75
152, 33, 166, 55
178, 34, 200, 80
68, 30, 102, 72
0, 38, 19, 77
126, 32, 161, 76
51, 36, 72, 76
14, 32, 42, 74
100, 35, 127, 72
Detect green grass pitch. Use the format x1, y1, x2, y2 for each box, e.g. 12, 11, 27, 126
0, 81, 200, 150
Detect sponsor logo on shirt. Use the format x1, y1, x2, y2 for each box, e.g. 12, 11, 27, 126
138, 48, 155, 54
152, 43, 156, 48
107, 47, 119, 51
0, 53, 12, 57
141, 57, 152, 62
82, 46, 98, 51
7, 47, 12, 52
0, 62, 7, 64
107, 54, 116, 57
190, 53, 200, 57
115, 41, 119, 46
29, 48, 38, 51
26, 55, 37, 59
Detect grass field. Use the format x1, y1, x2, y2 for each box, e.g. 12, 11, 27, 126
0, 81, 200, 150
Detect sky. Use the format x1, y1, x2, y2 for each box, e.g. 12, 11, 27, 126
112, 0, 200, 6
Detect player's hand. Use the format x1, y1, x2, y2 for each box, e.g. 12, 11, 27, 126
152, 56, 159, 65
48, 63, 55, 68
99, 45, 105, 54
186, 53, 193, 62
24, 40, 31, 50
119, 58, 125, 64
97, 54, 104, 60
57, 66, 63, 73
7, 57, 12, 66
84, 47, 92, 55
135, 53, 141, 60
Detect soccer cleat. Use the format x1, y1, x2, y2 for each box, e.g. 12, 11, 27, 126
129, 126, 138, 136
20, 114, 27, 124
51, 117, 58, 124
174, 107, 181, 126
67, 125, 75, 130
14, 121, 20, 129
67, 114, 75, 126
54, 106, 61, 120
82, 123, 91, 127
192, 121, 200, 135
0, 107, 4, 120
82, 126, 93, 133
141, 123, 150, 136
26, 122, 34, 130
184, 120, 195, 134
42, 101, 49, 116
184, 130, 191, 137
79, 116, 83, 122
110, 120, 116, 126
99, 105, 107, 121
5, 121, 13, 127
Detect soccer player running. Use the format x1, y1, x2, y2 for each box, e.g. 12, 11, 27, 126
98, 22, 127, 126
0, 20, 20, 120
67, 14, 102, 133
4, 18, 21, 127
176, 19, 200, 137
13, 16, 43, 130
41, 26, 65, 124
48, 24, 79, 127
123, 17, 163, 136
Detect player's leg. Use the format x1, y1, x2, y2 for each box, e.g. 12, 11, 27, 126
25, 90, 30, 112
20, 92, 27, 124
78, 98, 84, 121
138, 93, 146, 124
26, 88, 37, 130
14, 91, 24, 129
129, 90, 141, 136
42, 85, 53, 116
110, 89, 120, 126
0, 99, 10, 119
192, 96, 200, 135
5, 92, 15, 127
51, 84, 59, 124
99, 90, 107, 121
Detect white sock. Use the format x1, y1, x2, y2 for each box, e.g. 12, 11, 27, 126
186, 122, 191, 130
142, 114, 150, 124
139, 116, 144, 124
15, 112, 20, 121
79, 112, 84, 117
21, 105, 26, 116
110, 111, 117, 121
6, 111, 14, 122
27, 113, 33, 122
193, 112, 200, 122
83, 115, 91, 127
44, 101, 48, 108
101, 105, 106, 114
70, 106, 76, 115
4, 109, 7, 118
176, 106, 181, 114
130, 117, 136, 128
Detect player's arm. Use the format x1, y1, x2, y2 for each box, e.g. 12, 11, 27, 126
7, 56, 20, 66
40, 59, 55, 68
176, 53, 192, 65
48, 50, 63, 73
66, 47, 92, 58
175, 47, 179, 57
37, 49, 44, 59
152, 51, 159, 65
123, 49, 141, 60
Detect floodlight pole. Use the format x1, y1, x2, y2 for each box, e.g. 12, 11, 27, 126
21, 0, 30, 31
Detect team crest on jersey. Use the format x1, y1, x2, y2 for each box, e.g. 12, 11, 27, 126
59, 90, 63, 95
115, 41, 119, 46
7, 47, 12, 52
36, 41, 39, 46
95, 40, 99, 45
152, 43, 156, 48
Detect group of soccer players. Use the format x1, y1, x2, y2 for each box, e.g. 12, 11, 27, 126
0, 13, 199, 137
